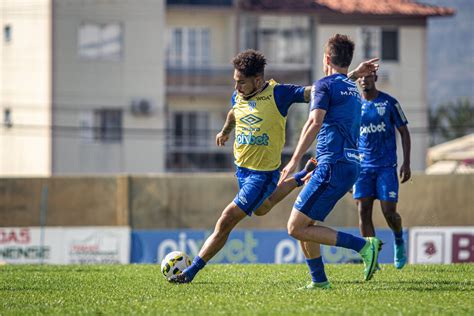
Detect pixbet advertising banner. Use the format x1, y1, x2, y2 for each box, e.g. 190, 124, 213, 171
131, 229, 407, 264
409, 227, 473, 264
0, 227, 130, 264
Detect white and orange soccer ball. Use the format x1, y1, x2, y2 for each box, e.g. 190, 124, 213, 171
160, 251, 192, 281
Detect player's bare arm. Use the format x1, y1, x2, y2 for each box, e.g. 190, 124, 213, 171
304, 86, 312, 102
348, 58, 380, 81
397, 125, 412, 183
280, 109, 326, 181
216, 109, 236, 147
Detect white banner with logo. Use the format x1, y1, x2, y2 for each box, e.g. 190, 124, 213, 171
0, 227, 130, 264
409, 227, 473, 264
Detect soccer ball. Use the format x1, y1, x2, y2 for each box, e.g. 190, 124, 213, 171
160, 251, 191, 281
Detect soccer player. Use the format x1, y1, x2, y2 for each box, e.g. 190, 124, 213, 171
353, 71, 411, 269
280, 34, 382, 289
171, 49, 378, 284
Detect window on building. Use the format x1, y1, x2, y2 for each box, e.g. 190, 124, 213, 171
4, 24, 12, 43
361, 27, 380, 60
79, 111, 94, 142
171, 111, 210, 147
244, 16, 310, 65
3, 108, 12, 128
93, 109, 122, 142
167, 27, 211, 67
381, 29, 399, 61
361, 27, 399, 62
78, 23, 123, 61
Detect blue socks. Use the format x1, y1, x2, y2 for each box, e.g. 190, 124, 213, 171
306, 256, 328, 283
294, 169, 308, 187
183, 256, 206, 281
394, 230, 404, 246
336, 231, 367, 252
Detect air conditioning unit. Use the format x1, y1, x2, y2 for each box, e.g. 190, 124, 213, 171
131, 98, 154, 116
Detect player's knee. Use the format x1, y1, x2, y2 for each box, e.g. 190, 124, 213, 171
254, 209, 266, 216
357, 203, 371, 217
287, 223, 303, 240
383, 210, 400, 223
254, 203, 271, 216
216, 214, 238, 235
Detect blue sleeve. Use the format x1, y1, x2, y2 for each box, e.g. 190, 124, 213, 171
310, 79, 330, 111
390, 98, 408, 128
273, 84, 306, 117
231, 90, 237, 108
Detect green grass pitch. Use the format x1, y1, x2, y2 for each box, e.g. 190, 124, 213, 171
1, 264, 473, 315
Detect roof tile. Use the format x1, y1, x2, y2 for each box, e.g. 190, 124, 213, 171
240, 0, 455, 17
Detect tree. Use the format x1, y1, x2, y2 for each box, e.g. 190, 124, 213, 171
429, 98, 474, 145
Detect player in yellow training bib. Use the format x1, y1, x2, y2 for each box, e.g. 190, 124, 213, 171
171, 49, 378, 284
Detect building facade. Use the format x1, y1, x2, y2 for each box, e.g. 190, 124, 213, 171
164, 0, 453, 171
0, 0, 453, 175
1, 0, 166, 176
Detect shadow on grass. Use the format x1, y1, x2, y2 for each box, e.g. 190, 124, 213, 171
336, 279, 474, 292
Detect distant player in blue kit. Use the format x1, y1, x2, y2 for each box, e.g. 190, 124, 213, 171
280, 34, 382, 289
171, 49, 378, 284
353, 72, 411, 269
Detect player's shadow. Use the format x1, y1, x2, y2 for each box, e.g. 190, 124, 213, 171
337, 279, 473, 292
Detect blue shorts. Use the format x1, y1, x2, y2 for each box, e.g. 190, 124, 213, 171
353, 166, 399, 202
233, 167, 280, 216
294, 162, 359, 221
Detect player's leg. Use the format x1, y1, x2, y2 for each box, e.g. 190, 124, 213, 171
290, 163, 381, 281
380, 201, 402, 234
198, 202, 247, 262
288, 207, 380, 281
298, 239, 331, 290
171, 202, 246, 283
353, 167, 377, 237
380, 200, 406, 269
357, 198, 376, 236
172, 168, 279, 283
253, 177, 297, 216
254, 158, 317, 216
377, 167, 406, 269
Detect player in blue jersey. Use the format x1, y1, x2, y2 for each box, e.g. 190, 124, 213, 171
171, 49, 378, 284
170, 50, 312, 284
280, 34, 382, 289
353, 71, 411, 269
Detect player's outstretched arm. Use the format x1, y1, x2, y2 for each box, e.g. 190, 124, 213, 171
304, 86, 312, 103
216, 109, 235, 147
397, 125, 411, 183
279, 109, 326, 183
348, 58, 380, 81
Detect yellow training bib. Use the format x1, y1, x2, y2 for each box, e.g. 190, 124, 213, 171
233, 80, 286, 171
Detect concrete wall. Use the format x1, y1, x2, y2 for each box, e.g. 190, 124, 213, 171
0, 0, 52, 176
1, 174, 473, 229
52, 0, 166, 174
0, 177, 128, 226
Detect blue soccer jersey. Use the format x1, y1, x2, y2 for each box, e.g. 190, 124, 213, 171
358, 91, 408, 168
310, 74, 362, 165
294, 74, 362, 221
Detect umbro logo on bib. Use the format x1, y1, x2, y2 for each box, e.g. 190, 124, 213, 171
240, 114, 262, 126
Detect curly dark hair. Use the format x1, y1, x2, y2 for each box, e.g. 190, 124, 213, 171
232, 49, 267, 77
325, 34, 355, 68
